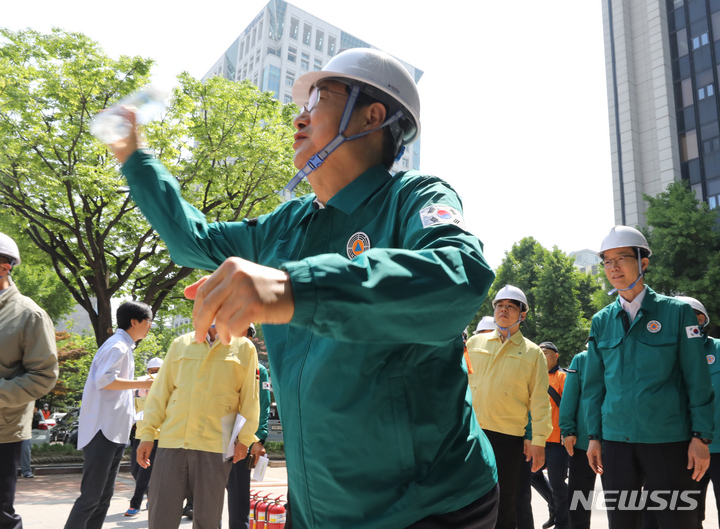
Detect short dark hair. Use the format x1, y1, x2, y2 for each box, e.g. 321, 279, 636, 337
116, 301, 152, 331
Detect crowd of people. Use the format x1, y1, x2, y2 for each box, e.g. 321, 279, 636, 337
1, 46, 719, 529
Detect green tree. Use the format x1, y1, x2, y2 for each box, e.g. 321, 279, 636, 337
0, 29, 302, 346
640, 180, 720, 336
534, 248, 590, 365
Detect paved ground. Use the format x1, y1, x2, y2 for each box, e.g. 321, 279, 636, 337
14, 466, 718, 528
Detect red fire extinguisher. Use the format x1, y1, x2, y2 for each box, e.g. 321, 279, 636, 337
255, 494, 273, 529
266, 495, 286, 529
249, 490, 259, 529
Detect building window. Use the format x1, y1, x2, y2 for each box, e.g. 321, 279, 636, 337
290, 18, 299, 40
239, 42, 244, 60
252, 27, 257, 47
314, 57, 322, 71
681, 77, 694, 107
303, 24, 312, 46
301, 51, 309, 70
284, 94, 293, 104
713, 12, 720, 41
267, 47, 281, 58
402, 158, 408, 168
692, 33, 709, 49
262, 64, 281, 99
316, 30, 324, 52
698, 84, 715, 99
328, 36, 336, 56
680, 130, 700, 161
286, 71, 295, 86
677, 28, 688, 57
288, 46, 297, 63
254, 73, 259, 85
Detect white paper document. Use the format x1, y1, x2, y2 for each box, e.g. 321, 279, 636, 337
222, 413, 247, 461
253, 455, 269, 482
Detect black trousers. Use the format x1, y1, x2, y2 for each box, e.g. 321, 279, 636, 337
545, 442, 569, 529
0, 442, 22, 529
516, 457, 553, 529
64, 430, 126, 529
130, 439, 157, 509
483, 429, 525, 529
226, 456, 252, 529
603, 440, 701, 529
567, 447, 598, 529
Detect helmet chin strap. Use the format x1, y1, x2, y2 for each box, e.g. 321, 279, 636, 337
284, 85, 404, 194
496, 313, 524, 338
608, 247, 644, 296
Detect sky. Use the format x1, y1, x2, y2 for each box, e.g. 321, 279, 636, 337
4, 0, 615, 269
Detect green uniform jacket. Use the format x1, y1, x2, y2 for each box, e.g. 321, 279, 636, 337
122, 151, 498, 529
256, 364, 270, 442
583, 287, 714, 444
706, 336, 720, 453
559, 351, 589, 452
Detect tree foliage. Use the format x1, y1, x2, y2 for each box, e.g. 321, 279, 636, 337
0, 29, 302, 346
469, 237, 599, 365
641, 180, 720, 336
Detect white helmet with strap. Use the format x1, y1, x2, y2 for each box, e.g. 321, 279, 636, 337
146, 357, 164, 370
474, 316, 496, 334
675, 296, 710, 328
598, 226, 651, 295
0, 233, 20, 266
492, 285, 529, 313
285, 48, 421, 193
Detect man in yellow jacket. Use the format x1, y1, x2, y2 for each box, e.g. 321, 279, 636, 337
136, 326, 259, 529
467, 285, 552, 529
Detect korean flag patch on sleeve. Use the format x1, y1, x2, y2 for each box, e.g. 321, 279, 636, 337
686, 325, 702, 338
262, 381, 271, 390
419, 204, 466, 230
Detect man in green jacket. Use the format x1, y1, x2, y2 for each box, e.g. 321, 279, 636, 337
583, 226, 714, 528
111, 48, 498, 528
559, 351, 597, 529
0, 232, 58, 528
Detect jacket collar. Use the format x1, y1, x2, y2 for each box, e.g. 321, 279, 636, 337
326, 165, 392, 215
611, 285, 658, 318
549, 364, 560, 374
488, 328, 525, 345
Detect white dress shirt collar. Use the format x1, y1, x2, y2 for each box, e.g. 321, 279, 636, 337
620, 287, 647, 322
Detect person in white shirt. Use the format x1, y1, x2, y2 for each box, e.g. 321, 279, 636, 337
64, 301, 154, 529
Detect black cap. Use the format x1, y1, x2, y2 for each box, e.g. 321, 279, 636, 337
539, 342, 558, 353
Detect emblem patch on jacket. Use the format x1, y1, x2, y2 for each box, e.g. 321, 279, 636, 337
686, 325, 701, 338
708, 355, 716, 365
419, 205, 466, 230
647, 320, 661, 333
347, 232, 371, 259
262, 381, 272, 390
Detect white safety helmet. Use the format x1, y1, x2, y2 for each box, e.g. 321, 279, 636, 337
292, 48, 421, 146
675, 296, 710, 328
146, 357, 164, 370
492, 285, 529, 313
597, 226, 652, 258
0, 233, 20, 266
474, 316, 496, 334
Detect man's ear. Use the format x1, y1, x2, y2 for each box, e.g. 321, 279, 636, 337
520, 312, 527, 322
641, 257, 649, 272
363, 102, 387, 131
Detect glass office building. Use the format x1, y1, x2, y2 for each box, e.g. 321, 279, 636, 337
603, 0, 720, 225
203, 0, 424, 174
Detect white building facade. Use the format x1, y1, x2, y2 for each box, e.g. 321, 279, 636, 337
203, 0, 424, 174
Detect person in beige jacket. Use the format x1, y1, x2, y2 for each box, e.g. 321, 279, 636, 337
0, 233, 58, 528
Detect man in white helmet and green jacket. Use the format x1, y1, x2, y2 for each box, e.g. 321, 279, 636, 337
583, 226, 714, 528
110, 48, 498, 528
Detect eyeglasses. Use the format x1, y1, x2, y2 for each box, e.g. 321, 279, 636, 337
603, 255, 636, 268
303, 86, 349, 113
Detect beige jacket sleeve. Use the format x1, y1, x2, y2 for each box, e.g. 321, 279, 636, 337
236, 340, 260, 448
529, 346, 552, 446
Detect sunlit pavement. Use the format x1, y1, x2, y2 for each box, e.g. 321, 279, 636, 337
15, 466, 717, 528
